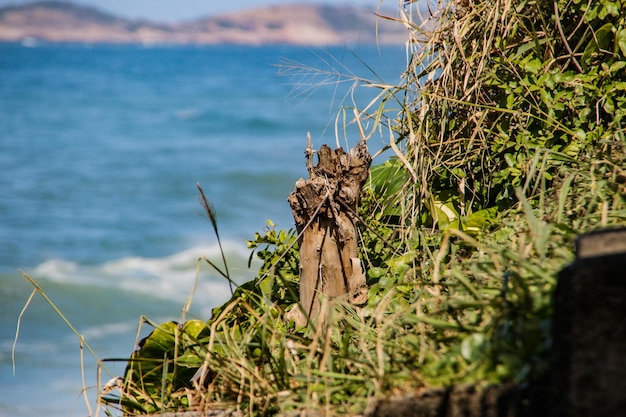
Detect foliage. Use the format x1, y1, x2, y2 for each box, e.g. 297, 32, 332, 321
355, 0, 626, 388
109, 319, 210, 414
101, 0, 626, 415
102, 224, 302, 415
395, 0, 626, 221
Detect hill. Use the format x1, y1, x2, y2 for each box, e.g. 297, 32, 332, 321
0, 1, 408, 45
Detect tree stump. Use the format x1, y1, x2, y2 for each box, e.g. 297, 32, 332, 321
286, 140, 371, 325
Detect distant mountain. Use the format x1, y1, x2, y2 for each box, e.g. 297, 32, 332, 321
0, 1, 409, 45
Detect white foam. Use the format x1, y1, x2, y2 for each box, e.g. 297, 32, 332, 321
31, 242, 261, 306
32, 258, 81, 281
79, 321, 137, 341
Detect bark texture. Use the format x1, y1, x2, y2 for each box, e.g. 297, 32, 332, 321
287, 142, 371, 324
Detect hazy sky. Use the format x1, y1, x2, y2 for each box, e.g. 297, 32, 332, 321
0, 0, 394, 22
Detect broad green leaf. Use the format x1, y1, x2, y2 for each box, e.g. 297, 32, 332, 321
183, 319, 209, 340
177, 352, 205, 368
136, 321, 178, 359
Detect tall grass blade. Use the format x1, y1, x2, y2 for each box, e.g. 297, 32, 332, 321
18, 271, 111, 375
12, 287, 36, 375
197, 182, 233, 295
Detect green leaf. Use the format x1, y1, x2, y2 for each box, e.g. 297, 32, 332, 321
504, 153, 516, 167
583, 23, 614, 64
609, 61, 626, 73
523, 58, 542, 74
463, 206, 498, 234
574, 129, 586, 141
603, 97, 615, 114
599, 2, 619, 18
183, 319, 209, 340
368, 267, 386, 279
461, 333, 485, 362
368, 158, 411, 216
259, 275, 274, 300
616, 28, 626, 57
177, 352, 205, 368
137, 322, 178, 359
506, 94, 515, 109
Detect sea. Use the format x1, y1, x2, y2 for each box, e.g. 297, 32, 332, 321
0, 42, 406, 416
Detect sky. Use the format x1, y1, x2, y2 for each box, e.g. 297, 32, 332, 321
0, 0, 393, 22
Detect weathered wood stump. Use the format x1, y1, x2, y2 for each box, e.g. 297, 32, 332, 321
286, 140, 371, 325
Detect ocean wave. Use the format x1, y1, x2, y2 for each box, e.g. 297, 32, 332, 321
0, 338, 61, 361
31, 242, 261, 307
78, 320, 138, 341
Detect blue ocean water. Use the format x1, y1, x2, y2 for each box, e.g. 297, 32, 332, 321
0, 42, 405, 416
